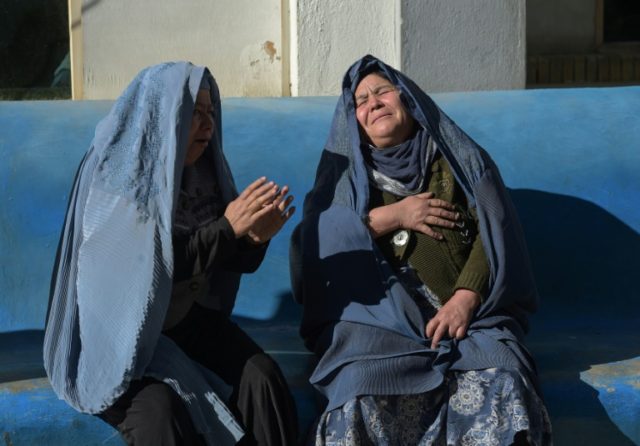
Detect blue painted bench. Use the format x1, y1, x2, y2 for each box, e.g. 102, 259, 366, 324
1, 88, 639, 445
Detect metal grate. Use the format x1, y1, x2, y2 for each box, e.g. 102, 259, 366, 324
527, 53, 640, 87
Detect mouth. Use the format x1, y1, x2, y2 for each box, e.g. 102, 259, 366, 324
371, 113, 391, 125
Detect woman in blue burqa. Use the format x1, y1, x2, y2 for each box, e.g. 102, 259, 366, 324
44, 62, 298, 445
290, 55, 552, 445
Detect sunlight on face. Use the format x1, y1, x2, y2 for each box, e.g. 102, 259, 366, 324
354, 73, 415, 148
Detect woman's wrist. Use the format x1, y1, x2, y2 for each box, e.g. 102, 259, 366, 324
451, 288, 481, 310
244, 232, 267, 246
367, 203, 401, 237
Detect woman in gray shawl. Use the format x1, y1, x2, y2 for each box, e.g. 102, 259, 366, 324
291, 56, 552, 445
44, 62, 298, 445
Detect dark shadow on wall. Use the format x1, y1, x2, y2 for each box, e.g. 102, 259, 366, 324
0, 330, 46, 382
511, 189, 640, 446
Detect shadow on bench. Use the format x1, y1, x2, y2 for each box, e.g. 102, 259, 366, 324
514, 189, 640, 445
0, 295, 319, 445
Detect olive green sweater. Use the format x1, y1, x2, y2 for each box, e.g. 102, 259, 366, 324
370, 152, 489, 305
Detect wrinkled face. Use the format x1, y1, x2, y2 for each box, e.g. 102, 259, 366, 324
184, 89, 214, 166
354, 73, 415, 148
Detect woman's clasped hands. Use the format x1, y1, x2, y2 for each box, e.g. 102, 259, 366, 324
224, 176, 296, 244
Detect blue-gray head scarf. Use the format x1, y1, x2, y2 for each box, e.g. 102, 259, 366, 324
355, 64, 434, 193
362, 126, 432, 194
290, 55, 540, 411
44, 62, 243, 444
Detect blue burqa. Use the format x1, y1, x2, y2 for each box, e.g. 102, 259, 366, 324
44, 62, 244, 444
290, 55, 541, 411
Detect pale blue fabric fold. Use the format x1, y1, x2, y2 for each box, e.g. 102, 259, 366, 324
43, 62, 244, 444
290, 55, 540, 412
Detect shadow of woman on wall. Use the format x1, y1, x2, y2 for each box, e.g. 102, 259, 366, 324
511, 188, 640, 446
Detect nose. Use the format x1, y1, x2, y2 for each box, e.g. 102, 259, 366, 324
201, 112, 214, 130
366, 92, 384, 110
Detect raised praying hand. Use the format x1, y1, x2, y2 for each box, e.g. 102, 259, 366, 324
224, 176, 295, 244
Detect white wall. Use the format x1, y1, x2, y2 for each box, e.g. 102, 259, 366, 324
402, 0, 526, 92
73, 0, 526, 98
78, 0, 284, 99
292, 0, 525, 95
292, 0, 400, 96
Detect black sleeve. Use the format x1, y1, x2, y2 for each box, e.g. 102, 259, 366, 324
173, 216, 268, 281
228, 235, 269, 273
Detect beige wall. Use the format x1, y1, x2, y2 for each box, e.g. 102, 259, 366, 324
73, 0, 285, 99
71, 0, 526, 98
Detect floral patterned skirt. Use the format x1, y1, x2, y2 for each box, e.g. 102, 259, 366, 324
312, 368, 552, 446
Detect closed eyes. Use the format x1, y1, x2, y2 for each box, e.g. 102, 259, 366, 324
355, 85, 396, 107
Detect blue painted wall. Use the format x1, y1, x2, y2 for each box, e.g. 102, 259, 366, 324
1, 87, 639, 444
2, 89, 638, 330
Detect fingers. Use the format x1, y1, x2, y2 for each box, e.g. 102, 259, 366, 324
268, 184, 295, 217
227, 177, 297, 240
243, 179, 293, 209
283, 205, 296, 220
428, 319, 459, 349
425, 319, 436, 339
416, 193, 456, 212
418, 223, 443, 240
416, 192, 435, 199
252, 202, 276, 220
429, 206, 459, 221
273, 185, 290, 210
427, 198, 456, 211
431, 322, 447, 349
424, 215, 456, 229
426, 315, 467, 349
248, 182, 278, 208
455, 326, 467, 340
254, 194, 295, 223
279, 195, 295, 214
239, 176, 268, 199
240, 178, 282, 206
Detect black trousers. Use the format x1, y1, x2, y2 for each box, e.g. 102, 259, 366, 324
98, 304, 299, 446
